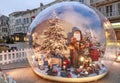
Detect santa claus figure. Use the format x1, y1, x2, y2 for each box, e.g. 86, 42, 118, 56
69, 30, 83, 68
69, 37, 79, 68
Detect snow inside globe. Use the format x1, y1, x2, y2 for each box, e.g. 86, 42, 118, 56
26, 1, 117, 82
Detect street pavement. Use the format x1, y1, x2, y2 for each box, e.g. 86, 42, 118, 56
1, 60, 120, 83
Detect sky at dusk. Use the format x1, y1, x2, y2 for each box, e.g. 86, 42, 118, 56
0, 0, 55, 16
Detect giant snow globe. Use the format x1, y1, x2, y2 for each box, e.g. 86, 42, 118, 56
26, 1, 117, 82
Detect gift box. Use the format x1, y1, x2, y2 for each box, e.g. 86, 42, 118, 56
63, 59, 70, 69
90, 48, 100, 61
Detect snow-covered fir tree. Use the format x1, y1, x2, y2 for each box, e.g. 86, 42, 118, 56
39, 18, 68, 57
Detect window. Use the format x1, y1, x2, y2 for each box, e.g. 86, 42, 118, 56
118, 3, 120, 15
24, 26, 28, 33
16, 19, 18, 25
19, 26, 22, 31
23, 18, 26, 23
9, 54, 11, 59
98, 7, 101, 12
27, 18, 29, 23
23, 18, 29, 24
31, 17, 32, 22
106, 6, 109, 14
109, 5, 112, 16
16, 27, 18, 32
105, 5, 113, 16
2, 28, 4, 32
18, 19, 21, 24
1, 20, 3, 25
16, 19, 21, 25
23, 18, 26, 24
16, 27, 22, 32
2, 28, 7, 32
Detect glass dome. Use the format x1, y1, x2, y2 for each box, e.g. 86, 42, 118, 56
26, 1, 117, 82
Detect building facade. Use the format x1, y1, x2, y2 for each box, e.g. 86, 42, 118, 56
36, 0, 90, 12
8, 0, 90, 42
91, 0, 120, 42
9, 9, 39, 35
9, 8, 40, 42
0, 15, 9, 39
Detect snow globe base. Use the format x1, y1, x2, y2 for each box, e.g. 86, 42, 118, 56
27, 53, 108, 83
33, 65, 108, 83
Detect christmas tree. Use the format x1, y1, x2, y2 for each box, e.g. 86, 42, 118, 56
39, 18, 68, 57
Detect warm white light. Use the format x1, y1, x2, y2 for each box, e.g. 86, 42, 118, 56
80, 57, 84, 62
101, 60, 104, 64
32, 55, 35, 62
116, 56, 120, 62
15, 36, 19, 41
85, 71, 88, 75
117, 43, 120, 46
89, 64, 92, 66
32, 55, 35, 58
80, 66, 83, 69
63, 65, 66, 70
112, 22, 120, 26
93, 63, 95, 66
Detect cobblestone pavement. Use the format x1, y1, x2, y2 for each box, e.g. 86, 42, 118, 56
1, 60, 120, 83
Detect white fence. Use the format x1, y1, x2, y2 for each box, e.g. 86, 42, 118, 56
0, 72, 16, 83
0, 49, 27, 65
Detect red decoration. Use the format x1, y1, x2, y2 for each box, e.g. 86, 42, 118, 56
63, 59, 70, 69
52, 69, 58, 76
90, 48, 100, 61
68, 72, 72, 78
77, 68, 82, 73
31, 16, 35, 18
70, 37, 77, 44
89, 42, 93, 47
